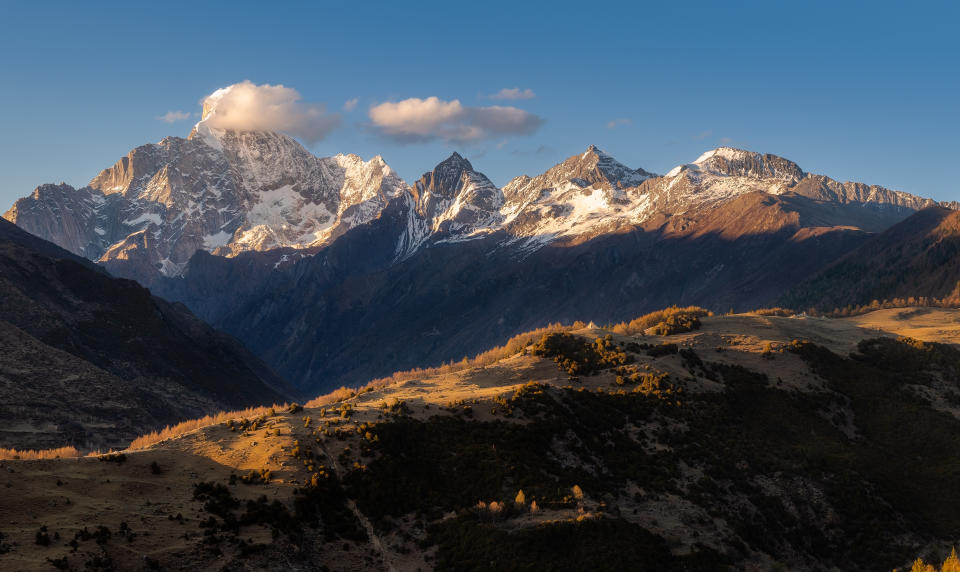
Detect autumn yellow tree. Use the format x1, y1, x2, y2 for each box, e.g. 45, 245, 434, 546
907, 548, 960, 572
943, 548, 960, 572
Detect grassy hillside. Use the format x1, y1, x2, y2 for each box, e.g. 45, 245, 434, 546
3, 310, 960, 570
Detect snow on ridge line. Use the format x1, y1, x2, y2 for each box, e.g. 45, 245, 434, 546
665, 164, 687, 178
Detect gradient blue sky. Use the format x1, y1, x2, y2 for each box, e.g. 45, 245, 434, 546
1, 0, 957, 207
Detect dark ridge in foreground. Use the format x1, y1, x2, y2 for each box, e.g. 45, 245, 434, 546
0, 218, 298, 451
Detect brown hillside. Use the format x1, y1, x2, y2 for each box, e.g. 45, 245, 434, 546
5, 309, 960, 570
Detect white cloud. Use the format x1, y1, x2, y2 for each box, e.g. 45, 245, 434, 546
200, 80, 339, 143
368, 96, 543, 143
488, 87, 536, 100
606, 118, 632, 129
343, 97, 358, 112
158, 110, 192, 123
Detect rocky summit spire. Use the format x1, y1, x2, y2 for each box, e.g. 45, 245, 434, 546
416, 152, 480, 199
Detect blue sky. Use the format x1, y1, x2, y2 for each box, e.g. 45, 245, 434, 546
1, 0, 957, 207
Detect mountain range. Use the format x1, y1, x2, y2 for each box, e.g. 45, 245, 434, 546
5, 122, 958, 392
7, 118, 951, 286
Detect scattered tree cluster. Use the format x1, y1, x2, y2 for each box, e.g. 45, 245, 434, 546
0, 446, 80, 461
239, 468, 272, 485
751, 307, 795, 317
807, 293, 960, 318
611, 306, 712, 336
531, 333, 634, 377
224, 415, 270, 433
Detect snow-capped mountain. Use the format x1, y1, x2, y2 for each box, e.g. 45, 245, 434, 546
660, 147, 941, 212
4, 128, 954, 287
468, 144, 950, 250
497, 145, 655, 246
395, 152, 504, 258
4, 120, 406, 282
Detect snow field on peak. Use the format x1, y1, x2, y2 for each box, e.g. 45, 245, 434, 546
122, 212, 163, 226
232, 185, 336, 252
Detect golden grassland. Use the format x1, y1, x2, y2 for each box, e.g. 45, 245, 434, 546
10, 303, 960, 462
120, 309, 687, 453
126, 403, 293, 450
306, 321, 577, 407
114, 304, 833, 453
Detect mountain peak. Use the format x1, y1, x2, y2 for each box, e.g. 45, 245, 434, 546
545, 145, 653, 189
416, 152, 494, 201
571, 144, 609, 163
666, 147, 804, 183
439, 151, 472, 170
693, 146, 753, 164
